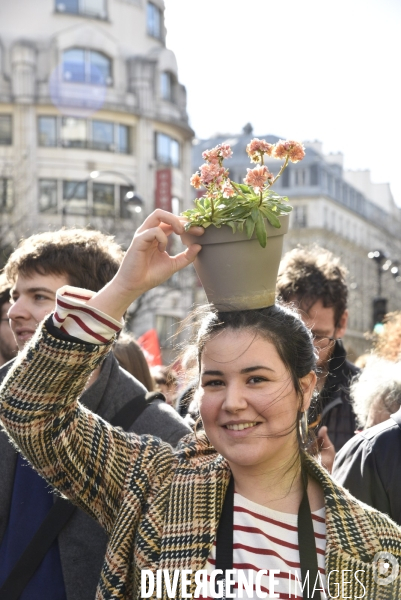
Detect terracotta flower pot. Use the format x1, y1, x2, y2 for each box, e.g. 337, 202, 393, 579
182, 214, 289, 311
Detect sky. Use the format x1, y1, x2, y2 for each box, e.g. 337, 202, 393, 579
164, 0, 401, 207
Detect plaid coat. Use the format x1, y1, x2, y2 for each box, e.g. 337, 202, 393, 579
1, 324, 401, 600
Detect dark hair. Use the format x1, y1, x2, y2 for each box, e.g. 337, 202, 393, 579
113, 333, 154, 391
276, 245, 348, 326
4, 229, 123, 293
0, 273, 11, 312
193, 303, 317, 451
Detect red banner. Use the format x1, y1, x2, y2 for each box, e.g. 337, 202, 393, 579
137, 329, 162, 367
155, 169, 172, 212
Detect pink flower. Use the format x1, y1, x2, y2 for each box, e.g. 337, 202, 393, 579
244, 166, 273, 191
222, 180, 235, 198
246, 138, 275, 162
190, 173, 202, 189
202, 148, 219, 164
220, 144, 233, 159
202, 143, 233, 164
274, 140, 305, 163
200, 163, 225, 185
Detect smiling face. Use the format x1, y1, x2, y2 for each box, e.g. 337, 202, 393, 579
198, 328, 316, 476
8, 272, 70, 350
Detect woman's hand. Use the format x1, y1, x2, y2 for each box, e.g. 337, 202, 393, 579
87, 210, 203, 321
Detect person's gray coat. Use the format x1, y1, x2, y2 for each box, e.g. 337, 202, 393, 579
0, 353, 191, 600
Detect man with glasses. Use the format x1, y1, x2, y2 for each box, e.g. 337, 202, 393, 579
277, 246, 359, 452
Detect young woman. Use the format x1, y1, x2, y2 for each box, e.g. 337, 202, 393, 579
1, 210, 401, 600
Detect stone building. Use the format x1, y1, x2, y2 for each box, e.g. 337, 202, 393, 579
192, 126, 401, 359
0, 0, 195, 361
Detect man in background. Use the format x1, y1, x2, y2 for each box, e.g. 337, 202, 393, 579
0, 229, 190, 600
0, 274, 17, 366
276, 246, 359, 452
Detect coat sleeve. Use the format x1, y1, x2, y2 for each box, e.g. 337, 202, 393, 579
0, 322, 164, 534
332, 434, 391, 517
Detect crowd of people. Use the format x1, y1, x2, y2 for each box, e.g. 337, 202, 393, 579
0, 210, 400, 599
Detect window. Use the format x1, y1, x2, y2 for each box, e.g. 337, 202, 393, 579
160, 72, 173, 101
92, 120, 114, 151
38, 117, 57, 147
62, 49, 112, 85
118, 124, 130, 154
327, 175, 333, 195
281, 167, 290, 188
155, 132, 180, 167
155, 314, 179, 348
310, 164, 318, 186
93, 182, 114, 216
55, 0, 107, 19
292, 206, 307, 228
38, 117, 130, 153
120, 186, 131, 219
147, 2, 162, 38
0, 179, 13, 212
61, 117, 87, 148
63, 180, 88, 215
295, 169, 307, 186
0, 115, 12, 145
39, 180, 58, 213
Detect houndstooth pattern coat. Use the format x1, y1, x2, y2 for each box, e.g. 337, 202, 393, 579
1, 323, 401, 600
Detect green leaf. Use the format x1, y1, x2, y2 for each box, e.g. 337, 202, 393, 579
255, 213, 267, 248
260, 206, 281, 228
236, 183, 251, 193
277, 205, 292, 213
251, 206, 260, 223
226, 221, 237, 233
245, 215, 255, 239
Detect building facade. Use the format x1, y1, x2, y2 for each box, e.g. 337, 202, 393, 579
192, 126, 401, 359
0, 0, 195, 361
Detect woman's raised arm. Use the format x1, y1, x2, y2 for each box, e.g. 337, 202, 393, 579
0, 211, 202, 531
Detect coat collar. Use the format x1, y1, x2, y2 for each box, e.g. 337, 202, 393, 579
303, 453, 382, 561
176, 433, 383, 563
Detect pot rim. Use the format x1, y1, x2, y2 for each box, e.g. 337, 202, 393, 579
181, 213, 289, 246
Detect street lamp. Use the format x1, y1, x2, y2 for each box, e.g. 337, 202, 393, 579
367, 250, 387, 296
368, 249, 401, 332
390, 262, 401, 283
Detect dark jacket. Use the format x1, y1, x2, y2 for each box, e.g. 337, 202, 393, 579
0, 353, 191, 600
311, 340, 359, 452
332, 408, 401, 526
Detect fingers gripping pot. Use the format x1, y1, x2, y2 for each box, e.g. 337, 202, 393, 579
182, 214, 289, 311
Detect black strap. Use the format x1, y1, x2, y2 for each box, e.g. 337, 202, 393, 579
215, 471, 320, 600
298, 472, 320, 600
0, 390, 163, 600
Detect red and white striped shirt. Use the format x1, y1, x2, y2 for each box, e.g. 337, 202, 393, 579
200, 492, 326, 600
52, 286, 122, 344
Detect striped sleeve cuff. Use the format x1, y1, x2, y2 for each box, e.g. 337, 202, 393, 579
52, 285, 123, 344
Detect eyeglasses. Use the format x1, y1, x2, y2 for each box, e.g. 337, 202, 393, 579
313, 334, 341, 350
0, 318, 10, 322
